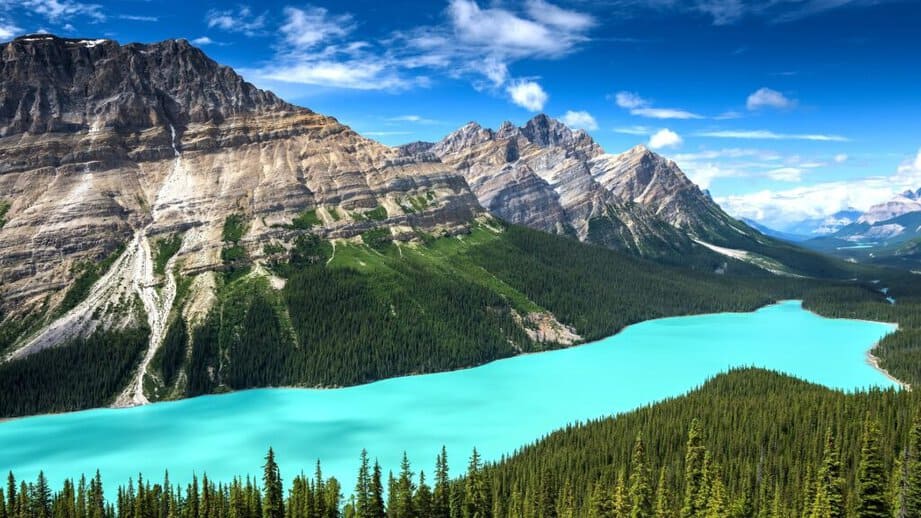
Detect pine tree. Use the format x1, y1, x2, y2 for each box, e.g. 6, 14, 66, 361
612, 471, 628, 518
812, 430, 846, 518
653, 469, 670, 518
889, 451, 907, 518
314, 461, 327, 518
538, 467, 556, 518
415, 472, 432, 518
7, 473, 16, 518
263, 449, 284, 518
629, 436, 652, 518
433, 448, 451, 518
463, 449, 490, 518
857, 417, 889, 518
557, 480, 575, 518
34, 472, 52, 518
369, 463, 385, 518
589, 481, 612, 518
354, 451, 370, 518
325, 477, 342, 518
393, 453, 416, 518
704, 475, 725, 518
680, 419, 707, 518
906, 413, 921, 518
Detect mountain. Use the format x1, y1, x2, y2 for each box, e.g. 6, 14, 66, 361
778, 209, 862, 237
410, 117, 756, 258
404, 116, 855, 278
856, 189, 921, 225
741, 218, 809, 242
0, 34, 788, 417
797, 191, 921, 269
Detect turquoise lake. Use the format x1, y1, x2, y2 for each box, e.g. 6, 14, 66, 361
0, 301, 899, 490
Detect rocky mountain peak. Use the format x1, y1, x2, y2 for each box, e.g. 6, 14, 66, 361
901, 188, 921, 201
520, 113, 577, 148
0, 33, 296, 137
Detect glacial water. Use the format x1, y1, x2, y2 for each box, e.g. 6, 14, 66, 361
0, 301, 899, 491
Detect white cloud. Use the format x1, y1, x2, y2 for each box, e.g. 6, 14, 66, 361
746, 87, 796, 110
206, 6, 266, 36
614, 91, 704, 119
244, 0, 590, 101
765, 167, 803, 182
362, 131, 414, 137
632, 107, 705, 120
614, 92, 645, 109
613, 125, 652, 135
559, 110, 598, 130
0, 21, 22, 39
834, 153, 849, 163
717, 148, 921, 228
257, 61, 411, 90
4, 0, 105, 22
524, 0, 596, 31
695, 129, 849, 142
118, 14, 158, 22
388, 115, 439, 124
448, 0, 593, 59
672, 148, 782, 162
648, 128, 682, 150
280, 6, 353, 49
715, 111, 743, 120
507, 80, 548, 111
191, 36, 214, 46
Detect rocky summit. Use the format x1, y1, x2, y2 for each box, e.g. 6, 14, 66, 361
0, 34, 480, 316
403, 114, 757, 257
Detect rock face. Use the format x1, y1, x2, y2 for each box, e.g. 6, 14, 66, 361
411, 115, 753, 256
0, 34, 481, 326
857, 190, 921, 225
825, 190, 921, 245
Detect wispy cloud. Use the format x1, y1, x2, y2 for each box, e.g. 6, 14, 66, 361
559, 110, 598, 130
279, 6, 353, 49
244, 0, 593, 107
117, 14, 158, 22
447, 0, 594, 59
614, 91, 704, 119
695, 130, 849, 142
0, 20, 22, 39
206, 6, 266, 36
362, 131, 415, 137
1, 0, 105, 23
717, 148, 921, 228
602, 0, 896, 25
746, 87, 796, 110
613, 125, 652, 135
191, 36, 215, 46
387, 115, 440, 124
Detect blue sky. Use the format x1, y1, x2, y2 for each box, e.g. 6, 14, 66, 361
2, 0, 920, 230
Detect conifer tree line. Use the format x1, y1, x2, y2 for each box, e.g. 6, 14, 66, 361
8, 370, 921, 518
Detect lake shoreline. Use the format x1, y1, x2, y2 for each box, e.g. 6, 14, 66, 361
1, 299, 906, 423
790, 299, 907, 390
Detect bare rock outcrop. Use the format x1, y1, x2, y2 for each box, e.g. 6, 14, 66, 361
0, 34, 482, 319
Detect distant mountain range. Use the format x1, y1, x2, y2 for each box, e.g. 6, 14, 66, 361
787, 189, 921, 267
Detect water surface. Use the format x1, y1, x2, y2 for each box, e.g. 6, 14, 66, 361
0, 301, 898, 490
